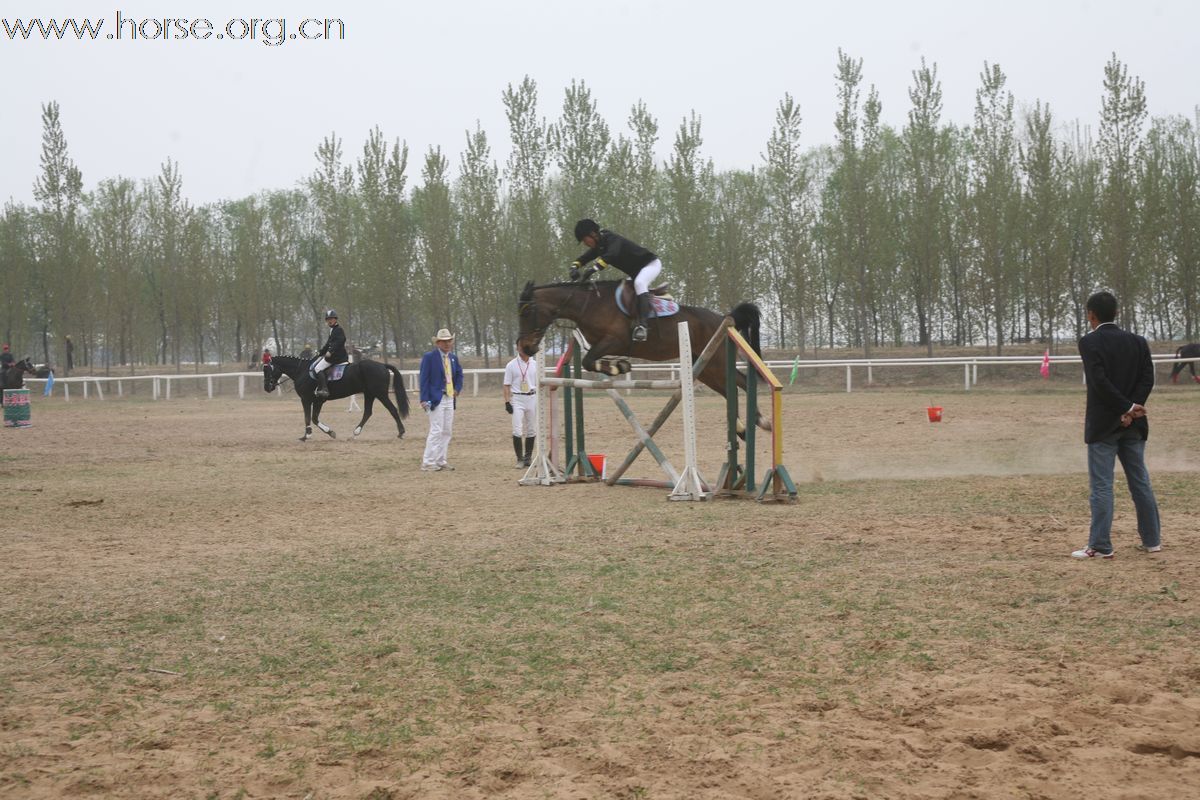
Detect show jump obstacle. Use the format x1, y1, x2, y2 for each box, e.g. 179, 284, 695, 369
520, 318, 797, 503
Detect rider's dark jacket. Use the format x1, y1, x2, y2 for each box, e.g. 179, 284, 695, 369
319, 323, 348, 364
573, 230, 658, 278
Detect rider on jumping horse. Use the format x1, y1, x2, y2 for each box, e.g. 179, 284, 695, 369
569, 219, 662, 343
312, 310, 348, 398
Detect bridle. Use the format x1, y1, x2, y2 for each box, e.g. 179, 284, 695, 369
518, 282, 597, 341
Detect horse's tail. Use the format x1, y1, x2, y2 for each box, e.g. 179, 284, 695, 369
387, 365, 411, 417
730, 302, 762, 356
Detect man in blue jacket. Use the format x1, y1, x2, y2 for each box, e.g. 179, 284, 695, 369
419, 328, 464, 472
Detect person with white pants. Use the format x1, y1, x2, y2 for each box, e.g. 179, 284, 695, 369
569, 218, 663, 342
418, 328, 463, 472
503, 342, 538, 468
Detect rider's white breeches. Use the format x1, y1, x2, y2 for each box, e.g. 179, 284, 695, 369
634, 259, 662, 296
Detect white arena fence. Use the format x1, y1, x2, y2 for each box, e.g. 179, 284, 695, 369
21, 354, 1200, 401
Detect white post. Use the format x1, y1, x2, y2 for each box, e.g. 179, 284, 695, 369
83, 381, 89, 399
207, 376, 213, 399
867, 363, 873, 385
472, 373, 479, 396
670, 321, 711, 501
972, 362, 978, 386
93, 380, 104, 401
117, 380, 123, 397
964, 363, 970, 391
64, 383, 70, 402
166, 377, 172, 400
238, 375, 245, 399
845, 365, 852, 393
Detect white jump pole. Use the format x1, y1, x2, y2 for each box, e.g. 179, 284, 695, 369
670, 320, 711, 501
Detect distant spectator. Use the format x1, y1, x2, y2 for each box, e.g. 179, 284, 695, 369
65, 335, 74, 375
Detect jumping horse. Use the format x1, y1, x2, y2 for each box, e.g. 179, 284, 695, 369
263, 356, 410, 441
1, 357, 36, 403
1171, 343, 1200, 384
517, 279, 769, 430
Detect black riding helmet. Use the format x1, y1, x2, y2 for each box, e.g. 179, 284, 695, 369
574, 218, 600, 242
324, 309, 338, 320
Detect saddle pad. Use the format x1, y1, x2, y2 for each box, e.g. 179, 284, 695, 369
614, 292, 680, 319
309, 359, 349, 381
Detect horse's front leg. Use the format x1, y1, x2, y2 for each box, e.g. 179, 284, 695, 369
300, 400, 313, 441
312, 400, 336, 438
581, 336, 632, 376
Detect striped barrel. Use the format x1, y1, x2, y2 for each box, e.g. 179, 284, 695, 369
3, 388, 31, 427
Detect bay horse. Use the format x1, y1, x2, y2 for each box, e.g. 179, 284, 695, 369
517, 279, 769, 430
1170, 343, 1200, 384
1, 357, 36, 403
263, 356, 410, 441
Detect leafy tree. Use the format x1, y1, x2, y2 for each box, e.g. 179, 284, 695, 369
970, 62, 1020, 353
456, 124, 502, 362
763, 93, 813, 350
31, 101, 85, 366
1018, 101, 1069, 347
1097, 54, 1148, 328
900, 59, 947, 355
664, 112, 715, 304
89, 178, 141, 371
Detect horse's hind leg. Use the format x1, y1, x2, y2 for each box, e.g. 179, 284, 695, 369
354, 396, 375, 437
377, 395, 405, 439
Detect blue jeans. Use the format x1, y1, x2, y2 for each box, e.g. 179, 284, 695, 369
1087, 428, 1161, 553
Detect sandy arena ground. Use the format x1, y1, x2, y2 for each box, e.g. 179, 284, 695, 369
1, 379, 1198, 799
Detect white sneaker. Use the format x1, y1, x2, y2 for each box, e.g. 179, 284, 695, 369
420, 464, 439, 472
1134, 543, 1162, 553
439, 464, 455, 471
1071, 547, 1114, 559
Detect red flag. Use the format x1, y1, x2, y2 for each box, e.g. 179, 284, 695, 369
1039, 349, 1050, 379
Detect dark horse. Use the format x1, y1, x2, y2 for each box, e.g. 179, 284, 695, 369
1, 357, 36, 403
263, 356, 410, 441
517, 279, 769, 429
1171, 343, 1200, 384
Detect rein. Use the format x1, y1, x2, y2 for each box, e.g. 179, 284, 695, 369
522, 282, 600, 338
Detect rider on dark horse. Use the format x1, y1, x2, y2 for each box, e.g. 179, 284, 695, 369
570, 219, 662, 343
311, 309, 347, 398
0, 345, 13, 373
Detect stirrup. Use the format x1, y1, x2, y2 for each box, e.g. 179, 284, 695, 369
632, 325, 648, 342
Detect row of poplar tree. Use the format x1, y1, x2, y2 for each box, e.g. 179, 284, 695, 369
1, 52, 1197, 373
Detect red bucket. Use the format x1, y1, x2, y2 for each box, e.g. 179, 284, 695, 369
926, 406, 944, 423
587, 453, 607, 479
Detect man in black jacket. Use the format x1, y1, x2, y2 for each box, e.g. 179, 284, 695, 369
1072, 291, 1162, 559
569, 219, 661, 342
312, 309, 348, 398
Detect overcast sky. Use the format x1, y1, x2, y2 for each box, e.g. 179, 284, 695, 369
2, 0, 1195, 206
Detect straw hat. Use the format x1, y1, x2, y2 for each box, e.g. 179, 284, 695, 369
432, 328, 455, 343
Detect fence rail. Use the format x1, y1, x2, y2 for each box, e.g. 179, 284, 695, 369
17, 355, 1199, 400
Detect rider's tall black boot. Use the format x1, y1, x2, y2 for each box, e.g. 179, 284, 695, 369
523, 436, 535, 467
512, 435, 524, 467
632, 293, 652, 342
315, 371, 330, 398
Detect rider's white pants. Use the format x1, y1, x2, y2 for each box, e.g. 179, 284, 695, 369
633, 259, 662, 296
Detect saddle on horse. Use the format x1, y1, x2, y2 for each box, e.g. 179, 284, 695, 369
614, 280, 680, 340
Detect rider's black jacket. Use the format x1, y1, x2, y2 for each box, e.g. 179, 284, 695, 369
573, 230, 657, 278
319, 323, 348, 364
